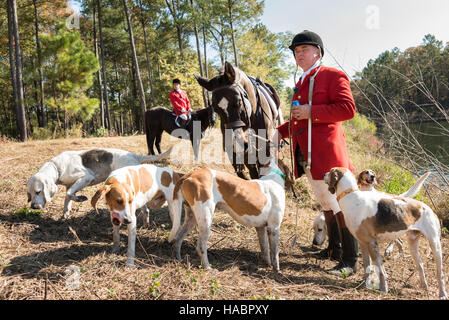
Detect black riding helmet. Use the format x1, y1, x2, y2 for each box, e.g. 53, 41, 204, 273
289, 30, 324, 57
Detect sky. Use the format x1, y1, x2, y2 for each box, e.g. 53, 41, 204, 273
261, 0, 449, 80
67, 0, 449, 82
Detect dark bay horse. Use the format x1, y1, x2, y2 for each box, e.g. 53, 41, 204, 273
195, 62, 283, 179
144, 106, 216, 160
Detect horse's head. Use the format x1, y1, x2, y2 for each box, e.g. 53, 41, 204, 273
195, 61, 238, 91
196, 62, 251, 137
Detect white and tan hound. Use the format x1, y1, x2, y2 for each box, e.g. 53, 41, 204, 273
91, 164, 183, 267
357, 169, 431, 256
27, 147, 173, 218
324, 167, 447, 299
357, 169, 431, 196
313, 170, 431, 254
172, 156, 294, 272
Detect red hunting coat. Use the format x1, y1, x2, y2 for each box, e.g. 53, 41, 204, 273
277, 65, 356, 180
170, 89, 191, 116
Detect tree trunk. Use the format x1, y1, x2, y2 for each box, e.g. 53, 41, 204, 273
9, 0, 27, 141
7, 0, 18, 134
202, 23, 210, 105
176, 25, 184, 59
122, 0, 147, 132
165, 0, 184, 59
93, 2, 105, 128
97, 0, 111, 130
33, 0, 45, 128
190, 0, 207, 108
138, 0, 155, 107
114, 59, 122, 107
228, 0, 238, 67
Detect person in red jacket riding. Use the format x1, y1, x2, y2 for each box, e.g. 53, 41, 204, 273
277, 30, 359, 276
170, 78, 191, 128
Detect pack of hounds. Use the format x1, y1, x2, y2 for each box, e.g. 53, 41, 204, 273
26, 147, 447, 299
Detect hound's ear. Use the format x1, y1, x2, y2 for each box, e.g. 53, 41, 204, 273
195, 74, 214, 91
328, 170, 338, 194
357, 172, 363, 185
91, 185, 111, 214
277, 158, 295, 189
224, 61, 236, 83
43, 179, 58, 203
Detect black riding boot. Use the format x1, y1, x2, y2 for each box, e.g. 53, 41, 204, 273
329, 212, 358, 277
314, 210, 342, 261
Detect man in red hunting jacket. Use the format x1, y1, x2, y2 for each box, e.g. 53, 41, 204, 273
170, 78, 191, 128
277, 30, 358, 276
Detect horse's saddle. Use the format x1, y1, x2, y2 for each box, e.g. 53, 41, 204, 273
247, 76, 281, 125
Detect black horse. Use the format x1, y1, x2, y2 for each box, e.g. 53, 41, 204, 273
195, 62, 283, 179
144, 106, 216, 160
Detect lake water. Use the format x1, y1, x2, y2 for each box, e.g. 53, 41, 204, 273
407, 120, 449, 166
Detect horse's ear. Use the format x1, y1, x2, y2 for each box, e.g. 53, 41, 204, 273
195, 74, 214, 91
224, 61, 236, 83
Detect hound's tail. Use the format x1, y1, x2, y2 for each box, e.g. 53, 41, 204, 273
140, 146, 174, 164
399, 171, 432, 198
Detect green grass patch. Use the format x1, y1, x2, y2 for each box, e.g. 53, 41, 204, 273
10, 207, 42, 219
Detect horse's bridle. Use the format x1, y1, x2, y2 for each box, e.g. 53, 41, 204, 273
226, 82, 252, 130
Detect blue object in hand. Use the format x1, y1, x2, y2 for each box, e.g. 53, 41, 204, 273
291, 100, 300, 107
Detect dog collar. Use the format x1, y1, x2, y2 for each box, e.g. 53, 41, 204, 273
270, 169, 285, 182
105, 175, 116, 183
337, 187, 358, 201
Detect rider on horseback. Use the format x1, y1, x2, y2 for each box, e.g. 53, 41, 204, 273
170, 78, 191, 128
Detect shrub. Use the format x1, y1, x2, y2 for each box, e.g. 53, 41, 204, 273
434, 192, 449, 229
346, 112, 377, 136
32, 127, 53, 140
90, 127, 109, 138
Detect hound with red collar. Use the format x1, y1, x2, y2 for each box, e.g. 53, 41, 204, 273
324, 167, 447, 299
91, 164, 183, 267
172, 156, 294, 272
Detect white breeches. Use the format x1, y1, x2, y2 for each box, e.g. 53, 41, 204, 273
304, 168, 341, 213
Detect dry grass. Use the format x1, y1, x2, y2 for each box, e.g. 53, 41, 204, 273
0, 129, 447, 300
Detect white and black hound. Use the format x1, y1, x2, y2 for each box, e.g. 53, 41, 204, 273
27, 147, 173, 218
